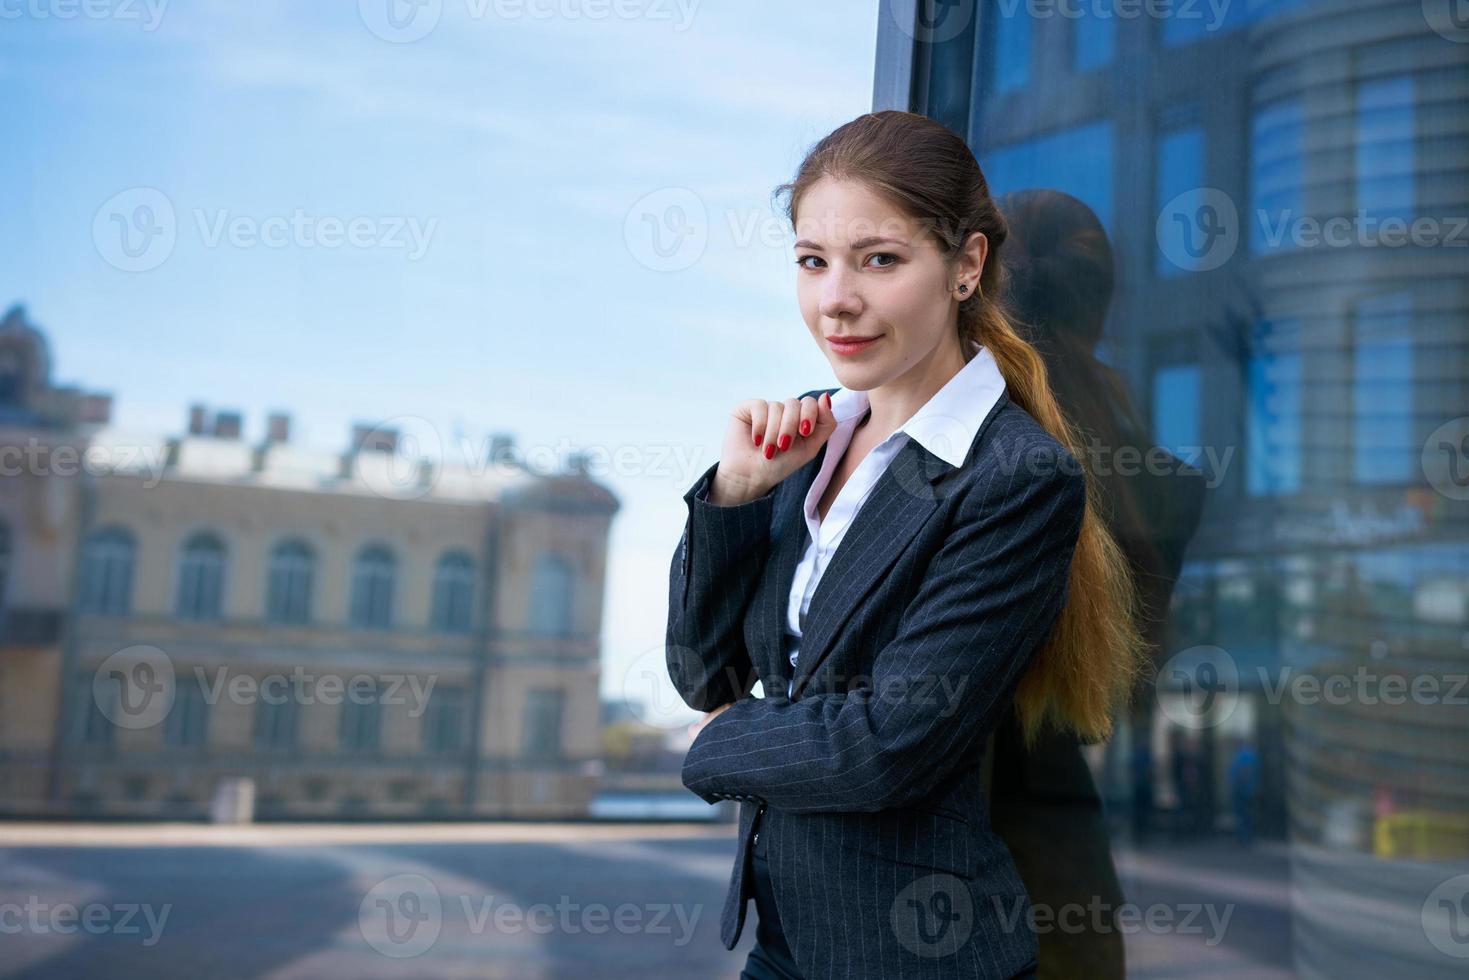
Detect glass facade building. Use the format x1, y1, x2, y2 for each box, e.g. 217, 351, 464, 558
878, 1, 1468, 975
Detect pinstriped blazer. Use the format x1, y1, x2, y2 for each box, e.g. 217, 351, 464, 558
666, 385, 1088, 980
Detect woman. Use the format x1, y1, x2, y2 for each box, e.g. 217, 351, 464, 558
665, 111, 1145, 980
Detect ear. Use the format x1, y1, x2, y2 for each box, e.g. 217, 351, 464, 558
960, 230, 990, 282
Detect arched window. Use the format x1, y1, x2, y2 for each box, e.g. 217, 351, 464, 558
529, 553, 575, 636
79, 527, 136, 616
350, 543, 396, 629
176, 531, 227, 620
431, 550, 475, 633
266, 538, 315, 624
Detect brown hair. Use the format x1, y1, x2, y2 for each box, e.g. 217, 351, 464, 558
772, 111, 1147, 748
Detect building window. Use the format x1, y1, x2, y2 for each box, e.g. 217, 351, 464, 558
1071, 6, 1114, 72
1155, 117, 1205, 278
431, 550, 475, 634
1352, 292, 1415, 485
254, 695, 299, 750
79, 527, 136, 616
350, 544, 396, 629
529, 553, 576, 636
989, 0, 1030, 94
522, 688, 564, 761
341, 679, 382, 753
423, 685, 468, 756
1249, 99, 1305, 255
1355, 75, 1414, 224
1160, 0, 1248, 47
0, 521, 9, 613
266, 539, 315, 625
163, 676, 209, 747
1152, 363, 1202, 466
1246, 318, 1303, 496
982, 121, 1115, 233
74, 671, 114, 746
176, 531, 227, 621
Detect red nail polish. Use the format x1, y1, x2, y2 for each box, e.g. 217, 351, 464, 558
800, 420, 811, 436
764, 443, 775, 459
779, 434, 791, 451
754, 432, 763, 447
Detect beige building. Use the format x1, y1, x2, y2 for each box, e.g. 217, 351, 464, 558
0, 305, 618, 819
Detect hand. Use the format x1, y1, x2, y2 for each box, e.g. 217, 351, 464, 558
688, 701, 735, 739
712, 392, 839, 504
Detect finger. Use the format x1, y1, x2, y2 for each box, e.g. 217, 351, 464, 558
775, 397, 801, 453
797, 395, 818, 439
761, 400, 783, 459
749, 400, 768, 448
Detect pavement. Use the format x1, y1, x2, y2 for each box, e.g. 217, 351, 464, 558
0, 823, 1299, 979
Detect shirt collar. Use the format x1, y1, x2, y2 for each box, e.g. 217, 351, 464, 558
826, 339, 1007, 468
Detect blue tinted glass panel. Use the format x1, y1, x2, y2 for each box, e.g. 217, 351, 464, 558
982, 121, 1114, 233
1155, 125, 1205, 277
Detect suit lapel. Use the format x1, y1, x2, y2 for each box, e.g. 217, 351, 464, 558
755, 442, 827, 689
788, 435, 953, 698
754, 388, 1011, 699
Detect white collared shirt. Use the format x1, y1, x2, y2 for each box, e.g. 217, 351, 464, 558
783, 340, 1007, 696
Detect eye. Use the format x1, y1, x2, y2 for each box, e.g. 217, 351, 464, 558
867, 253, 899, 268
795, 255, 824, 271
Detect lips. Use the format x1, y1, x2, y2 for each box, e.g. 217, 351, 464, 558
828, 335, 882, 355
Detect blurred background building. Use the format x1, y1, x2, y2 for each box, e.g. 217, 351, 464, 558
0, 304, 619, 820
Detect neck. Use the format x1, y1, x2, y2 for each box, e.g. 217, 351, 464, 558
863, 333, 969, 438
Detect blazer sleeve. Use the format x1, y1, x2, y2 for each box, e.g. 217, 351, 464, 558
680, 443, 1087, 813
664, 459, 776, 711
664, 387, 830, 712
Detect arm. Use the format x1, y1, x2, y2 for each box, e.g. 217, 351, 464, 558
664, 459, 775, 711
664, 387, 830, 711
680, 444, 1087, 813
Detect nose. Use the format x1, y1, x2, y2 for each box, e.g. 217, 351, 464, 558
818, 264, 862, 321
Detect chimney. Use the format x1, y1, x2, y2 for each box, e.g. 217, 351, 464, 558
266, 411, 291, 444
188, 403, 208, 436
78, 392, 113, 425
213, 410, 243, 439
352, 422, 398, 454
488, 433, 517, 466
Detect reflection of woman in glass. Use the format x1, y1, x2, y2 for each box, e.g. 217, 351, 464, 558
667, 112, 1148, 980
991, 188, 1208, 978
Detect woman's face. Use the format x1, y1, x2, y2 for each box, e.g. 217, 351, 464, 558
793, 177, 984, 391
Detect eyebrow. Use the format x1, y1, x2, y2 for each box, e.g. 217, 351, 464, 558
793, 236, 909, 251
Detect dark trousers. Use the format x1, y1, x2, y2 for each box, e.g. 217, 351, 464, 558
739, 811, 804, 980
738, 810, 1039, 980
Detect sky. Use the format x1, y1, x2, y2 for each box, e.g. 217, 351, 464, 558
0, 0, 882, 724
